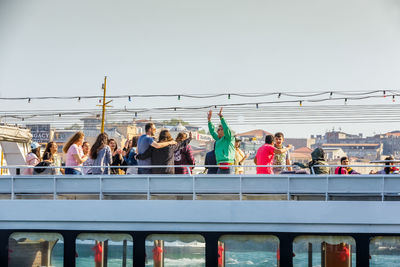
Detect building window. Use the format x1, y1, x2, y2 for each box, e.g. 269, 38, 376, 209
293, 235, 356, 267
145, 234, 205, 266
76, 233, 133, 267
218, 235, 279, 266
8, 232, 63, 267
370, 236, 400, 266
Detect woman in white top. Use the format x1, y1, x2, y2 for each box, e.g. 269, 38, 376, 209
63, 131, 88, 175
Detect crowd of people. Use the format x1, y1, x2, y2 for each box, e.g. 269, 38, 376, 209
23, 108, 399, 175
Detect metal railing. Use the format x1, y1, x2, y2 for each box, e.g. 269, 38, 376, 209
0, 164, 399, 201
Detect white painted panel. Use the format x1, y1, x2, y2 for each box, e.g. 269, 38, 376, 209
242, 176, 287, 193
102, 177, 148, 193
328, 176, 382, 193
0, 178, 11, 193
195, 176, 240, 193
14, 177, 54, 193
290, 176, 326, 193
150, 176, 192, 193
56, 177, 100, 193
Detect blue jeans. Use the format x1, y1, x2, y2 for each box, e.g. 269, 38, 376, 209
65, 168, 82, 175
217, 167, 232, 174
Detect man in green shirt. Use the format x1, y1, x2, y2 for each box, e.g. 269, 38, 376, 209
207, 108, 236, 174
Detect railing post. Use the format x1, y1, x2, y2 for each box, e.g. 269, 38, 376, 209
53, 176, 57, 200
99, 176, 103, 200
239, 176, 242, 201
192, 175, 196, 200
11, 176, 14, 200
147, 176, 150, 200
381, 175, 385, 202
325, 175, 329, 201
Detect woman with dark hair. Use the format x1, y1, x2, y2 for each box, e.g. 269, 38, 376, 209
63, 131, 88, 175
23, 142, 41, 175
39, 141, 63, 175
125, 136, 139, 174
137, 130, 192, 174
108, 139, 126, 175
174, 132, 195, 174
370, 156, 399, 174
90, 133, 112, 175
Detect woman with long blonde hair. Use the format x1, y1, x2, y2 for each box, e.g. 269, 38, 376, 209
63, 131, 88, 175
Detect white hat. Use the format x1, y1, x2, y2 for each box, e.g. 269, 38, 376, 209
31, 142, 40, 150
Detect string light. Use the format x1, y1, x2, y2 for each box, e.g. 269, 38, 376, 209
0, 90, 394, 102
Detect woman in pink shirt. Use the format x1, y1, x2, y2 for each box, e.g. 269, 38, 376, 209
62, 131, 88, 175
23, 142, 41, 175
254, 135, 292, 174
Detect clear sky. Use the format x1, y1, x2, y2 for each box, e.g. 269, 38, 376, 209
1, 0, 400, 137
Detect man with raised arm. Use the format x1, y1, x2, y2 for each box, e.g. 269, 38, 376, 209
137, 122, 176, 174
207, 108, 236, 174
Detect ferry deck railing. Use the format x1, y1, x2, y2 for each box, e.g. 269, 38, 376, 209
0, 164, 400, 201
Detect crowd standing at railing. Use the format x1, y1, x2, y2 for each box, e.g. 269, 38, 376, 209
19, 108, 400, 176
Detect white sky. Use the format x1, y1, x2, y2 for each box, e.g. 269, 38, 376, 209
1, 0, 400, 137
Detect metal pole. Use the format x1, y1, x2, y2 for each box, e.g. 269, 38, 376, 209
0, 150, 3, 175
101, 76, 107, 133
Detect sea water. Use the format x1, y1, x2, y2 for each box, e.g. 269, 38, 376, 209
49, 249, 396, 266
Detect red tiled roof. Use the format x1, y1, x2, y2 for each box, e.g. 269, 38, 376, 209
290, 152, 312, 159
236, 129, 272, 137
294, 147, 312, 153
386, 131, 400, 137
322, 143, 379, 147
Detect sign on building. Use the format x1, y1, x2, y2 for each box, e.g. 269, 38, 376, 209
26, 124, 51, 143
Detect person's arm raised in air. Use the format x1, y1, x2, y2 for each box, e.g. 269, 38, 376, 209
274, 144, 293, 154
207, 110, 219, 141
218, 108, 232, 139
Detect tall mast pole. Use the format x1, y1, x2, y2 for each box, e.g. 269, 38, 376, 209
101, 76, 107, 133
